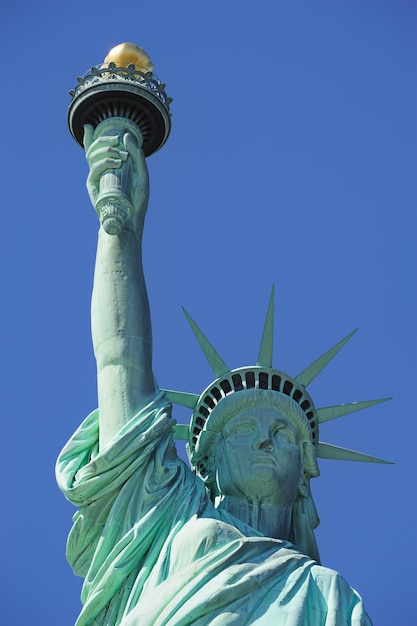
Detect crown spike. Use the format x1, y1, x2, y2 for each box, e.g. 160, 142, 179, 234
295, 329, 357, 388
182, 307, 230, 378
317, 442, 393, 464
257, 286, 275, 368
317, 397, 391, 424
164, 389, 199, 409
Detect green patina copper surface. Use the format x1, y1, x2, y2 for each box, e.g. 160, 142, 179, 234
57, 45, 391, 626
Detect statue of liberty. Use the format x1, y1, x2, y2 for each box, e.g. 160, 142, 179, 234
57, 44, 391, 626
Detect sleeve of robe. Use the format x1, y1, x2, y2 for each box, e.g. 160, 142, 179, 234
56, 392, 212, 626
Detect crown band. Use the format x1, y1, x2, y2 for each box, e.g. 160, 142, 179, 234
191, 366, 318, 451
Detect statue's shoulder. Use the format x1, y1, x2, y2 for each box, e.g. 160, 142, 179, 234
307, 562, 372, 623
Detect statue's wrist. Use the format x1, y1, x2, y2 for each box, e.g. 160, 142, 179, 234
98, 220, 143, 243
120, 223, 144, 242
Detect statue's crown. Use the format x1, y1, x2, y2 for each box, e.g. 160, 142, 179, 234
165, 288, 392, 466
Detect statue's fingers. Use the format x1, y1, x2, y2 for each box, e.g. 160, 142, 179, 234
87, 145, 128, 165
88, 157, 124, 182
85, 135, 121, 162
123, 132, 144, 158
123, 132, 146, 176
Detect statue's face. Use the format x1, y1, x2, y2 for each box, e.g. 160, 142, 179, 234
214, 404, 302, 507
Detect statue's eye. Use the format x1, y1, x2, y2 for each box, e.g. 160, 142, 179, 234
231, 422, 254, 437
272, 424, 294, 443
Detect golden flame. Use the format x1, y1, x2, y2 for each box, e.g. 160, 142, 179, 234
103, 42, 154, 73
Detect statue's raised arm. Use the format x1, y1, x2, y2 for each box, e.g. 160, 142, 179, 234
84, 123, 156, 448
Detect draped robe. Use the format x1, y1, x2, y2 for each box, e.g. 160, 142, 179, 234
56, 393, 372, 626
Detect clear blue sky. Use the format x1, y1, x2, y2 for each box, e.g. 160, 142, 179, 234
2, 1, 415, 624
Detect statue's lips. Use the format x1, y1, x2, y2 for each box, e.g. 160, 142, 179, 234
251, 452, 278, 466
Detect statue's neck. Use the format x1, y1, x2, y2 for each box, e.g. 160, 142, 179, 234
217, 495, 292, 540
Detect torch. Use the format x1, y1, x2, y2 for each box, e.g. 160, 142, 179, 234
68, 43, 172, 234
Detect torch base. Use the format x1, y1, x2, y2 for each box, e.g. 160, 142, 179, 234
68, 80, 171, 157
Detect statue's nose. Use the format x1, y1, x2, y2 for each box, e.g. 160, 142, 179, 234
256, 438, 274, 452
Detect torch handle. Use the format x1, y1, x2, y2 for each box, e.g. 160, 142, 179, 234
92, 118, 144, 235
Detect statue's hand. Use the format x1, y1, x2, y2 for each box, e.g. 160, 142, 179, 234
122, 130, 150, 233
84, 124, 149, 234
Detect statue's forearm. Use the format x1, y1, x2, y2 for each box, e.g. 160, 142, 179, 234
92, 226, 156, 449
